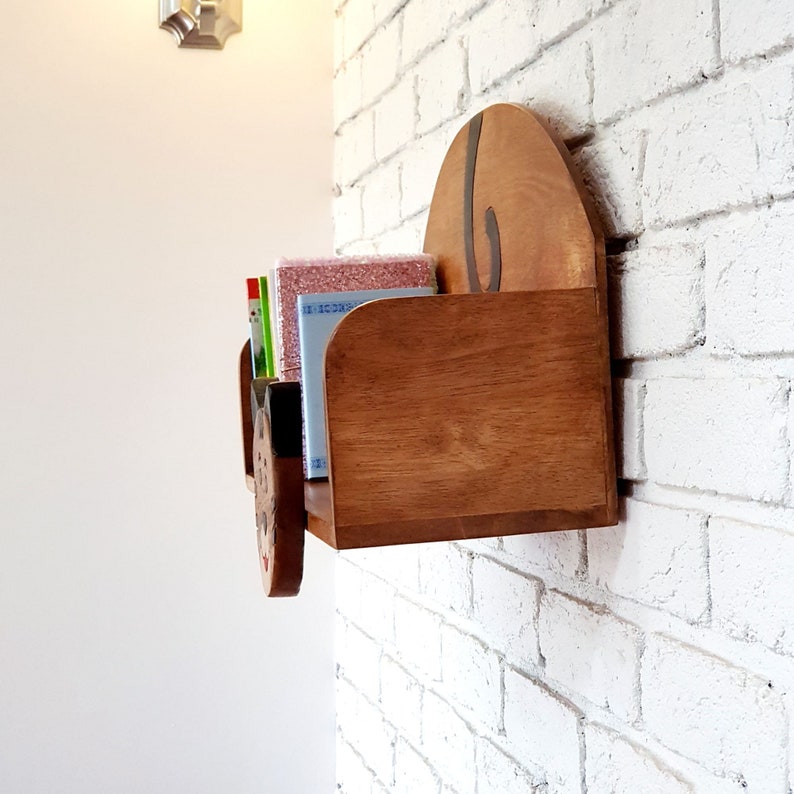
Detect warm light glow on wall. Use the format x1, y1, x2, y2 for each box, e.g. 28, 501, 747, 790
160, 0, 242, 49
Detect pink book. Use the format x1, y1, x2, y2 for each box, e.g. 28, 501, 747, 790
273, 254, 437, 380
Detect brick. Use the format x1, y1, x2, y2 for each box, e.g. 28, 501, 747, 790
341, 0, 376, 61
418, 543, 471, 616
400, 135, 443, 219
337, 678, 397, 786
493, 35, 592, 141
440, 626, 501, 730
337, 623, 382, 701
588, 499, 709, 622
642, 634, 788, 791
416, 37, 467, 135
585, 724, 693, 794
467, 0, 536, 94
380, 656, 423, 745
471, 557, 539, 668
720, 0, 794, 63
353, 542, 421, 592
358, 571, 397, 645
592, 0, 718, 123
501, 529, 584, 578
373, 0, 406, 27
572, 125, 645, 238
422, 691, 477, 794
333, 185, 364, 248
400, 123, 456, 216
374, 78, 415, 161
335, 7, 346, 70
609, 243, 704, 359
643, 65, 794, 226
476, 739, 545, 794
335, 110, 375, 186
337, 737, 376, 794
710, 517, 794, 656
538, 590, 641, 721
394, 739, 440, 794
394, 596, 442, 680
402, 0, 483, 67
362, 161, 401, 236
373, 218, 425, 253
335, 54, 364, 126
401, 0, 452, 66
613, 378, 646, 480
705, 201, 794, 356
336, 555, 364, 624
534, 0, 593, 47
503, 670, 582, 794
362, 23, 401, 107
644, 378, 789, 502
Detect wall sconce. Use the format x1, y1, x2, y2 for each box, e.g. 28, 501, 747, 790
160, 0, 242, 49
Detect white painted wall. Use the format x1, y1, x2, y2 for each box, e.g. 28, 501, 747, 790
0, 4, 335, 792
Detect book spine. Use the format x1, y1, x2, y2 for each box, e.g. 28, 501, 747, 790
258, 276, 276, 378
247, 278, 268, 378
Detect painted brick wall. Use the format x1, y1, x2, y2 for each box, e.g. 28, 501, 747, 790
332, 1, 794, 791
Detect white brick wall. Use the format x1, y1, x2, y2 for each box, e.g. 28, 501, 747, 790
332, 0, 794, 791
641, 634, 788, 791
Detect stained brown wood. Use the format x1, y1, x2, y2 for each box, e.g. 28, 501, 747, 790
304, 482, 334, 546
239, 342, 255, 492
246, 102, 617, 559
252, 380, 305, 596
424, 103, 599, 294
310, 288, 616, 549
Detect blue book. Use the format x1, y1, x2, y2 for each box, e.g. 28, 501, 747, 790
297, 287, 435, 479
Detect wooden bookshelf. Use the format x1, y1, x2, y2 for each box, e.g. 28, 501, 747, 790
241, 103, 617, 594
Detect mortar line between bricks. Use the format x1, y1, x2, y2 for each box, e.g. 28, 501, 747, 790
593, 47, 791, 129
430, 546, 794, 679
702, 515, 714, 628
340, 623, 508, 736
616, 347, 794, 381
337, 0, 490, 127
336, 729, 381, 788
338, 664, 538, 791
347, 589, 655, 747
579, 710, 588, 794
399, 0, 492, 74
723, 39, 794, 72
337, 675, 398, 787
629, 480, 794, 528
339, 569, 794, 788
784, 380, 794, 506
711, 0, 723, 67
645, 189, 794, 235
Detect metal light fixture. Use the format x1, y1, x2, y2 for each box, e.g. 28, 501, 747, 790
160, 0, 242, 49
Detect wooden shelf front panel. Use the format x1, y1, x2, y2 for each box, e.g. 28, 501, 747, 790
308, 287, 616, 550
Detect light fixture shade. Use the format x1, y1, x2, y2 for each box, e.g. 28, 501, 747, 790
160, 0, 242, 49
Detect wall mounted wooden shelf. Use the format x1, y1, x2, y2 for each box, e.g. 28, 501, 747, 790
240, 103, 617, 595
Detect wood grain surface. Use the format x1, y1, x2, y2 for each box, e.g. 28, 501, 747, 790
314, 289, 614, 549
252, 380, 305, 596
424, 103, 600, 295
239, 342, 255, 493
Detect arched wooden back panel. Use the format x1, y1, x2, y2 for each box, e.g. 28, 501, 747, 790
424, 103, 603, 295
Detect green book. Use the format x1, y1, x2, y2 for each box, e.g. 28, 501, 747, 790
258, 276, 276, 378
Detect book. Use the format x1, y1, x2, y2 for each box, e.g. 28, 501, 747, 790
297, 286, 435, 479
265, 267, 281, 378
274, 254, 437, 381
257, 276, 275, 378
246, 278, 268, 377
